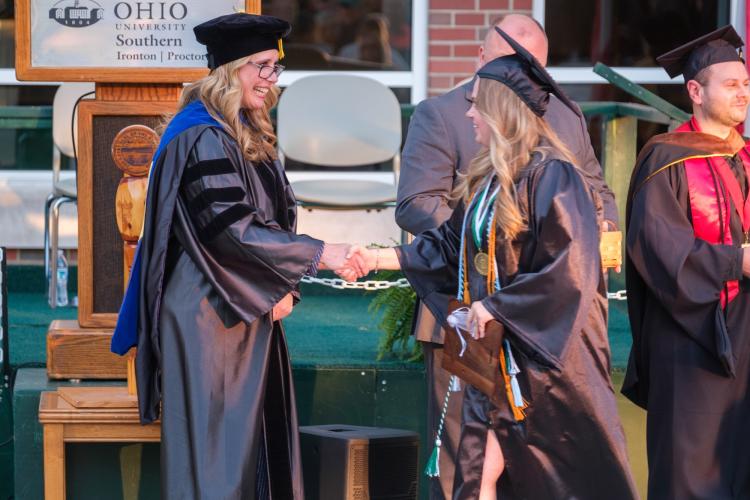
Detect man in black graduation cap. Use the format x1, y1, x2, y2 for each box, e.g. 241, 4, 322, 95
623, 25, 750, 498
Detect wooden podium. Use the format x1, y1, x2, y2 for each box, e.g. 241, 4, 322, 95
15, 0, 260, 384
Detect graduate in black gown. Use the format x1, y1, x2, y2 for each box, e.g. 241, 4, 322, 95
623, 26, 750, 498
347, 49, 637, 499
110, 13, 364, 499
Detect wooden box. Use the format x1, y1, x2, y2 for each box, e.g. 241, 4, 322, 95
47, 320, 127, 380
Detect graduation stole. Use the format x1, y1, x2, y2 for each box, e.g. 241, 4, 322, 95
458, 179, 528, 422
676, 117, 750, 307
424, 178, 527, 479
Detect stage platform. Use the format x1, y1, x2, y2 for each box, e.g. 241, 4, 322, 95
5, 267, 429, 499
14, 363, 426, 500
3, 266, 644, 499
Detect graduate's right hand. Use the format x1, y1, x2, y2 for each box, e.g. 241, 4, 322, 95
338, 245, 372, 281
467, 300, 494, 339
321, 243, 368, 279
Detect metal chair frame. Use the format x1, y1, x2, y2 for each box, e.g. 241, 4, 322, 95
44, 83, 94, 307
44, 148, 77, 307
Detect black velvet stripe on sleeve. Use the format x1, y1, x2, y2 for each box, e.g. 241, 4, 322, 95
182, 158, 236, 186
199, 204, 254, 242
187, 187, 247, 215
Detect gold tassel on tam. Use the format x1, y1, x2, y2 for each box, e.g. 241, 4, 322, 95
278, 39, 285, 59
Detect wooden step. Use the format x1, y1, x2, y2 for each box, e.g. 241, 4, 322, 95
57, 386, 138, 409
47, 320, 128, 380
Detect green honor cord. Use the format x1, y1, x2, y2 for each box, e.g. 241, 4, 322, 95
472, 179, 499, 249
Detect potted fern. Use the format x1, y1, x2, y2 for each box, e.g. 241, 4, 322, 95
367, 271, 422, 362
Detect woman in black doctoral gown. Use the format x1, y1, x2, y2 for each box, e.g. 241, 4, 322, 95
111, 13, 363, 499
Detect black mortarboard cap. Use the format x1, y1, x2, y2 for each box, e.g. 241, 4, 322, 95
656, 25, 744, 81
476, 27, 582, 118
194, 13, 291, 70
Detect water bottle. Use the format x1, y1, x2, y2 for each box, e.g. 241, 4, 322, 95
56, 250, 68, 307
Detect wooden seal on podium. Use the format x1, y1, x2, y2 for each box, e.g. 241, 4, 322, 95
112, 125, 158, 400
112, 125, 157, 288
111, 124, 159, 177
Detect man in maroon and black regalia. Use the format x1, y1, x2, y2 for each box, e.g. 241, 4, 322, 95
623, 25, 750, 498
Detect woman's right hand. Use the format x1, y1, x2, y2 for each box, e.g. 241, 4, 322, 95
467, 300, 494, 339
320, 243, 369, 280
336, 246, 401, 281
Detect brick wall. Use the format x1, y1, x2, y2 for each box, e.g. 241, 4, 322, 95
427, 0, 532, 96
2, 248, 77, 266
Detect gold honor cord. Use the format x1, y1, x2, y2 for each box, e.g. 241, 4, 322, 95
631, 153, 730, 200
461, 206, 528, 422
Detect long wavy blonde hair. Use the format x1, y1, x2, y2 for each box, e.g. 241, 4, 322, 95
454, 78, 577, 240
171, 55, 279, 163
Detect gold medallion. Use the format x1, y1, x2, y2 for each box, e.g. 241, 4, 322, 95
473, 252, 489, 276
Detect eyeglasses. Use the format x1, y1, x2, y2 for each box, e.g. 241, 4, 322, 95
247, 61, 285, 80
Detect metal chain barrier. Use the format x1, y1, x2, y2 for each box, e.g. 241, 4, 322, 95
300, 275, 411, 290
301, 275, 628, 300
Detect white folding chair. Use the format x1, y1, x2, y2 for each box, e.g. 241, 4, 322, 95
277, 74, 402, 214
45, 82, 94, 307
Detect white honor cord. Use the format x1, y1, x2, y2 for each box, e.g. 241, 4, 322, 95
446, 307, 472, 356
504, 339, 524, 407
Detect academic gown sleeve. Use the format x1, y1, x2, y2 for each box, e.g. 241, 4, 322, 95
176, 128, 324, 325
395, 203, 464, 323
480, 161, 601, 368
395, 98, 460, 234
626, 159, 744, 364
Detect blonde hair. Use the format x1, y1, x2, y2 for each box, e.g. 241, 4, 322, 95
454, 78, 577, 240
170, 55, 279, 163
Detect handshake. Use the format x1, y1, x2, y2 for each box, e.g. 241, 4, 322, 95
319, 243, 398, 281
275, 243, 395, 321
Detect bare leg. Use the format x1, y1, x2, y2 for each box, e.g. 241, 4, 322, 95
478, 430, 504, 500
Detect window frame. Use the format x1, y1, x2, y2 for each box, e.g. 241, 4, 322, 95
533, 0, 744, 86
276, 0, 428, 103
1, 0, 429, 103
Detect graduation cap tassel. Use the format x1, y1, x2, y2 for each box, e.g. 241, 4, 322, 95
425, 386, 453, 477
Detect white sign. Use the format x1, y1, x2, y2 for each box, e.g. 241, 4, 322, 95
30, 0, 244, 68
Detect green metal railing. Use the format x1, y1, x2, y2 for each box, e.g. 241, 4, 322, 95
593, 63, 690, 123
0, 106, 52, 129
579, 101, 672, 240
0, 106, 53, 170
